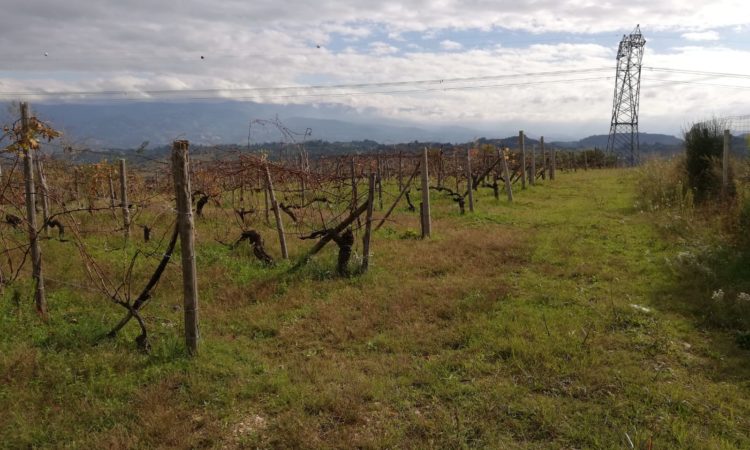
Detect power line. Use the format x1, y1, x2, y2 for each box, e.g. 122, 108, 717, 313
643, 77, 750, 91
1, 65, 748, 103
644, 66, 750, 80
0, 67, 613, 99
0, 76, 615, 104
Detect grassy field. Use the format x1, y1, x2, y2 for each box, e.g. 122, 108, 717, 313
1, 168, 749, 449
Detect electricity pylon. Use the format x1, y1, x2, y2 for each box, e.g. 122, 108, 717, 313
607, 25, 646, 166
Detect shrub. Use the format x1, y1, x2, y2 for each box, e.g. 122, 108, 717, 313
734, 195, 750, 248
684, 119, 730, 203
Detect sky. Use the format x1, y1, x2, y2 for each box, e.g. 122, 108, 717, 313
1, 0, 750, 140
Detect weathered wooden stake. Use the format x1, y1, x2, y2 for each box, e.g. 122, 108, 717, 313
350, 156, 358, 216
466, 148, 475, 213
21, 103, 47, 319
361, 173, 376, 273
550, 146, 556, 180
500, 147, 514, 203
119, 159, 130, 240
264, 164, 288, 259
420, 148, 431, 238
376, 155, 383, 210
519, 130, 526, 189
540, 136, 546, 180
530, 144, 536, 185
171, 140, 199, 355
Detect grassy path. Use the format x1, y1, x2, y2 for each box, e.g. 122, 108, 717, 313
1, 169, 749, 448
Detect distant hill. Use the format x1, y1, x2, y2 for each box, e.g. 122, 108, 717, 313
1, 101, 692, 156
7, 102, 487, 148
552, 133, 683, 149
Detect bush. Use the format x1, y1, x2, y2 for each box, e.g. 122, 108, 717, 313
684, 119, 730, 203
733, 195, 750, 248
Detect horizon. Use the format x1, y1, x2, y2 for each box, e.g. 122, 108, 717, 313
3, 100, 692, 149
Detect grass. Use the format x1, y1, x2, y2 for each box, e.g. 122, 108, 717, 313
1, 168, 750, 448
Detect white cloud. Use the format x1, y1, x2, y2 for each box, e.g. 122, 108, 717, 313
369, 41, 399, 55
682, 30, 720, 41
440, 40, 463, 51
322, 23, 373, 39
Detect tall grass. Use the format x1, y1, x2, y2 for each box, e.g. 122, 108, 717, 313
636, 126, 750, 348
635, 156, 693, 212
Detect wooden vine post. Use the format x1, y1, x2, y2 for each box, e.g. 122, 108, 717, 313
499, 147, 514, 203
540, 136, 546, 179
361, 173, 376, 273
264, 163, 289, 259
420, 148, 431, 238
171, 140, 200, 355
519, 130, 526, 189
20, 103, 47, 319
530, 144, 536, 186
466, 148, 475, 212
119, 159, 130, 240
550, 145, 556, 180
376, 154, 383, 210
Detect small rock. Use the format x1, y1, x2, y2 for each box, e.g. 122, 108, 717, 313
630, 304, 652, 313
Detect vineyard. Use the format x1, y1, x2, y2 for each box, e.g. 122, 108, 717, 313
1, 105, 749, 448
0, 103, 606, 353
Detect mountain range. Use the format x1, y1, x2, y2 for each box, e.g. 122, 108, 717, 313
2, 101, 684, 152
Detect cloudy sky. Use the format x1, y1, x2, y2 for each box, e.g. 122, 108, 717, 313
2, 0, 750, 139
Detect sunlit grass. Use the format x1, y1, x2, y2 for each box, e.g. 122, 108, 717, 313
1, 168, 749, 448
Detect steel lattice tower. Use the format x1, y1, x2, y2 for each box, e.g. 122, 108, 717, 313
607, 25, 646, 166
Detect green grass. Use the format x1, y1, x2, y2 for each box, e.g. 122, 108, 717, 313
1, 168, 749, 448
